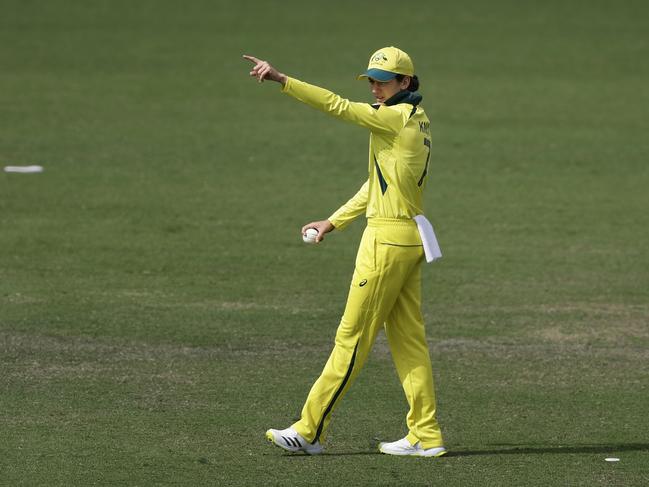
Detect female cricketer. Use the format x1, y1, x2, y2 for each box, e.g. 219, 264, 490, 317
244, 47, 446, 457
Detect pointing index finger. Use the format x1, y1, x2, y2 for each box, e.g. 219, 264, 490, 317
242, 54, 261, 64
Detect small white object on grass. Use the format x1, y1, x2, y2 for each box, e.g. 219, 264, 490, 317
303, 228, 318, 244
4, 165, 44, 173
605, 457, 620, 462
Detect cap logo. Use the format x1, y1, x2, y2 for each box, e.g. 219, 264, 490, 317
371, 52, 388, 64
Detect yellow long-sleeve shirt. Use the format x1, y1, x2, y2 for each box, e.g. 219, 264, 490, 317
281, 77, 432, 230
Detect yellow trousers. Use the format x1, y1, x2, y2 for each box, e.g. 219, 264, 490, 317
292, 218, 444, 449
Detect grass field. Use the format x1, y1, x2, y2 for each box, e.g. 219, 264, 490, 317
1, 1, 648, 485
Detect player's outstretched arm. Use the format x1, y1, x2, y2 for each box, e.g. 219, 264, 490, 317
243, 55, 287, 85
301, 220, 335, 244
243, 55, 401, 134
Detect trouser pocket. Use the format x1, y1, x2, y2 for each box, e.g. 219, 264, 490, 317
354, 227, 377, 274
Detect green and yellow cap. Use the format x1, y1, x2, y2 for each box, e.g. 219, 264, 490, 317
358, 46, 415, 82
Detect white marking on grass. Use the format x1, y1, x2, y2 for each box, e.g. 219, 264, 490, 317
4, 165, 44, 173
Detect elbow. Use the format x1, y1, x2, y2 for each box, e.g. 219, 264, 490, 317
325, 95, 351, 116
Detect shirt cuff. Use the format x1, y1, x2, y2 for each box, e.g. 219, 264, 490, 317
327, 214, 348, 231
281, 76, 293, 93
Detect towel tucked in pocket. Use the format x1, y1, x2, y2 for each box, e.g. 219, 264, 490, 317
413, 215, 442, 263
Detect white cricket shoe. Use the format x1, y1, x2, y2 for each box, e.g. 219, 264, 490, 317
265, 427, 323, 455
379, 437, 447, 457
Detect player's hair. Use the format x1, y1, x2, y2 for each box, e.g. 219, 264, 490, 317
395, 74, 419, 92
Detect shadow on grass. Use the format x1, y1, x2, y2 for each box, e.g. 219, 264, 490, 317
282, 443, 649, 458
280, 451, 380, 457
447, 443, 649, 457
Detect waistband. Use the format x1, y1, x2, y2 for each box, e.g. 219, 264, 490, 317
367, 217, 416, 228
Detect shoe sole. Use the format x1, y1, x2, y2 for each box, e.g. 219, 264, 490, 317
379, 446, 448, 457
425, 448, 448, 458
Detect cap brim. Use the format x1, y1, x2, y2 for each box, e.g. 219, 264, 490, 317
357, 68, 398, 82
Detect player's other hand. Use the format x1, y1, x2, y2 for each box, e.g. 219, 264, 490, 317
242, 55, 287, 84
301, 220, 335, 244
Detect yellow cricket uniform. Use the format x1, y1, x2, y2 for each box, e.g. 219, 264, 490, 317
281, 77, 443, 449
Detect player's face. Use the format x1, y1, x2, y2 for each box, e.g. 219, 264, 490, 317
368, 77, 410, 104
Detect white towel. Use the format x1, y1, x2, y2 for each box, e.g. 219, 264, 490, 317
413, 214, 442, 263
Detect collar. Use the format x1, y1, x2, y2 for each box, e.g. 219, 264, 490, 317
384, 90, 423, 107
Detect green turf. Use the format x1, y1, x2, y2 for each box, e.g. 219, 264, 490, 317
1, 0, 648, 485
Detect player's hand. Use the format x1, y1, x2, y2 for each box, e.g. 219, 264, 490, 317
242, 55, 287, 84
301, 220, 335, 243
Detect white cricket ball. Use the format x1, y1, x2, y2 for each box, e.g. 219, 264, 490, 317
303, 228, 318, 244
